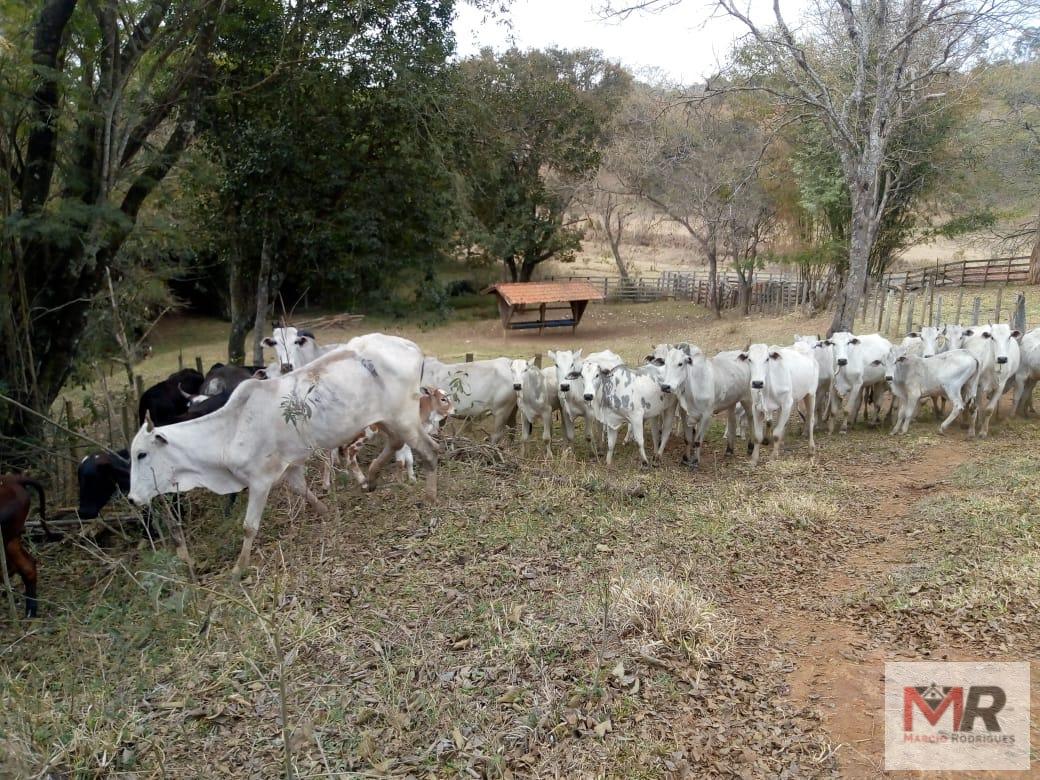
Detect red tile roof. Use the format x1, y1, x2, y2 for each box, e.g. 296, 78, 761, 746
483, 281, 605, 306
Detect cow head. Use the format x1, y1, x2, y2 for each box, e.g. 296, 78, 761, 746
826, 331, 859, 370
742, 344, 779, 391
549, 349, 582, 393
580, 359, 608, 402
509, 358, 531, 393
420, 386, 455, 425
943, 324, 966, 350
883, 346, 911, 383
128, 415, 175, 506
645, 343, 670, 366
660, 345, 695, 394
264, 327, 320, 373
903, 326, 942, 358
982, 323, 1020, 371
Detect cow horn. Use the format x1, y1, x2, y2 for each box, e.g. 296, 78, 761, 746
178, 383, 193, 400
145, 410, 155, 432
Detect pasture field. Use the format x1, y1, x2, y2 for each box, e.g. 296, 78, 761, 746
3, 301, 1039, 778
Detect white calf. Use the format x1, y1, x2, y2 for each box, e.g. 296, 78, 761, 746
549, 349, 622, 447
586, 363, 676, 466
510, 359, 559, 456
825, 332, 892, 433
883, 348, 979, 434
743, 344, 818, 466
963, 324, 1021, 437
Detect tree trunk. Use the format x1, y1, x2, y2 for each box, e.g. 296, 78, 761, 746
505, 257, 519, 282
706, 234, 720, 317
829, 183, 874, 335
604, 207, 630, 281
519, 258, 538, 282
1028, 205, 1040, 286
252, 231, 274, 366
227, 243, 255, 365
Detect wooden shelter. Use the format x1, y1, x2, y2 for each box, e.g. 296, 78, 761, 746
483, 281, 604, 334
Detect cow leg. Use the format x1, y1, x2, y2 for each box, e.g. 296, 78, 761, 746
367, 435, 404, 489
541, 411, 553, 457
321, 448, 338, 490
605, 425, 619, 465
6, 540, 38, 618
388, 422, 438, 501
656, 405, 675, 459
979, 390, 1002, 438
233, 483, 272, 578
397, 446, 416, 481
938, 387, 964, 433
343, 443, 369, 489
772, 399, 794, 461
805, 393, 816, 456
827, 387, 842, 434
843, 383, 863, 433
561, 408, 575, 444
900, 390, 920, 434
281, 464, 328, 514
629, 411, 650, 466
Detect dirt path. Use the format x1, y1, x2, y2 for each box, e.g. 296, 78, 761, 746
740, 438, 974, 778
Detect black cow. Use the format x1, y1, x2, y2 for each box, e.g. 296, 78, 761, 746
138, 368, 205, 426
77, 449, 131, 519
199, 363, 258, 396
171, 389, 233, 423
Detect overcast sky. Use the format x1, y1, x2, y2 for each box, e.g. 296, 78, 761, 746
452, 0, 810, 83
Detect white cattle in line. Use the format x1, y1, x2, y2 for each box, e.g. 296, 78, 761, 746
421, 356, 517, 444
962, 323, 1021, 437
825, 332, 893, 433
659, 345, 752, 466
742, 344, 818, 467
793, 335, 832, 423
549, 349, 622, 447
509, 359, 560, 456
128, 337, 439, 576
1012, 327, 1040, 416
883, 347, 979, 435
585, 363, 677, 465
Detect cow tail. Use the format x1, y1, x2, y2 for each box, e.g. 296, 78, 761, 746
19, 477, 59, 540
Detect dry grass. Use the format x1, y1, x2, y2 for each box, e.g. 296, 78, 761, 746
606, 575, 735, 665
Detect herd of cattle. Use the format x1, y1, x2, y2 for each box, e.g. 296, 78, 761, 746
3, 322, 1040, 617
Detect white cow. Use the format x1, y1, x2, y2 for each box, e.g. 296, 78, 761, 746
422, 357, 517, 444
509, 359, 559, 456
825, 332, 893, 433
659, 345, 752, 466
1012, 327, 1040, 416
793, 335, 833, 423
962, 323, 1021, 437
584, 363, 676, 465
263, 327, 335, 373
128, 337, 439, 576
883, 347, 979, 435
742, 344, 818, 467
548, 349, 622, 447
902, 326, 944, 358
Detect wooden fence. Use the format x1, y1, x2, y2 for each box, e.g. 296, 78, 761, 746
546, 255, 1034, 315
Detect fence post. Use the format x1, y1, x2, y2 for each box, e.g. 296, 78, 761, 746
1012, 293, 1026, 332
934, 295, 943, 327
876, 287, 887, 331
195, 356, 204, 375
983, 261, 990, 286
994, 287, 1003, 324
927, 281, 935, 326
121, 403, 132, 449
533, 353, 542, 368
178, 352, 184, 371
465, 353, 474, 363
134, 374, 144, 400
895, 287, 906, 334
882, 293, 894, 337
906, 294, 916, 334
971, 297, 981, 325
954, 288, 964, 324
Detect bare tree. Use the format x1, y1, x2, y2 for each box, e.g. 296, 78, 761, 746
608, 89, 768, 315
701, 0, 1027, 333
579, 175, 635, 280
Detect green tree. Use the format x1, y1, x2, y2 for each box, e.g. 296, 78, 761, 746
0, 0, 224, 457
452, 48, 631, 282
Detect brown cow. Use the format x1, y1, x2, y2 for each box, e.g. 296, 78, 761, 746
1, 475, 57, 617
